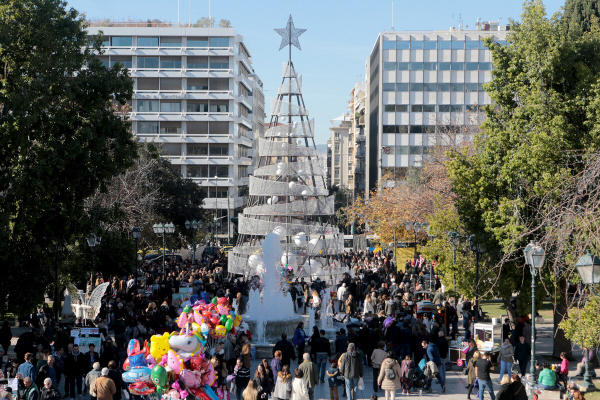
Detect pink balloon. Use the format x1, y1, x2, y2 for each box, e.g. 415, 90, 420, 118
217, 305, 228, 316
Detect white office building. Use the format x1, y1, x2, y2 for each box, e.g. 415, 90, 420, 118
365, 22, 508, 192
86, 25, 264, 241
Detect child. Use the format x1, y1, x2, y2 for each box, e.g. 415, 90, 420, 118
326, 362, 342, 400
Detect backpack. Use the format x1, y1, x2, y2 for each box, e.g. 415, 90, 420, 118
385, 366, 396, 380
404, 367, 415, 380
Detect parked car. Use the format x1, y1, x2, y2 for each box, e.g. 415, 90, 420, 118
202, 246, 220, 257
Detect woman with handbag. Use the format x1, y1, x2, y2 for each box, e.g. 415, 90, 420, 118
254, 364, 272, 399
272, 365, 292, 400
466, 351, 480, 400
498, 339, 515, 383
377, 351, 402, 400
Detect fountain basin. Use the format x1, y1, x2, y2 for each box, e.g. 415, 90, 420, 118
244, 315, 304, 344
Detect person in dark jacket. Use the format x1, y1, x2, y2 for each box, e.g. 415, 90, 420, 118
273, 333, 296, 368
334, 330, 348, 356
0, 321, 12, 354
310, 330, 331, 384
65, 345, 87, 398
234, 358, 251, 400
85, 344, 100, 373
339, 343, 363, 400
496, 376, 512, 400
514, 336, 531, 376
107, 361, 126, 400
385, 323, 402, 358
510, 374, 527, 400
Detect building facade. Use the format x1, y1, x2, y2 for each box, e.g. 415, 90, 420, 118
365, 23, 507, 193
86, 25, 264, 242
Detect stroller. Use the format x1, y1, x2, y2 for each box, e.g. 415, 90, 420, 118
410, 358, 432, 394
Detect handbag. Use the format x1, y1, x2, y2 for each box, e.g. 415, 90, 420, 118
357, 377, 365, 391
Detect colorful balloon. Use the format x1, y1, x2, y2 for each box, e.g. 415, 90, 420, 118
200, 323, 209, 335
217, 305, 228, 316
225, 319, 233, 332
217, 297, 228, 305
151, 365, 168, 389
220, 315, 227, 325
211, 297, 218, 305
215, 325, 226, 338
233, 315, 242, 327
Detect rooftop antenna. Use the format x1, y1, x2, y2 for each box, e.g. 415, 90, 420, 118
391, 1, 394, 31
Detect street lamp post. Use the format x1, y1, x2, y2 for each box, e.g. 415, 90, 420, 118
214, 175, 218, 243
447, 230, 464, 293
132, 227, 141, 293
49, 243, 65, 323
575, 249, 600, 392
86, 233, 102, 291
185, 220, 204, 265
152, 223, 175, 274
468, 235, 486, 322
523, 242, 545, 384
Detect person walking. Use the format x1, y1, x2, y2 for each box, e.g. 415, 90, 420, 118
422, 340, 445, 393
400, 355, 415, 395
466, 351, 480, 400
297, 354, 317, 400
93, 368, 116, 400
18, 353, 36, 382
291, 370, 308, 400
271, 351, 283, 378
475, 352, 495, 400
510, 375, 527, 400
23, 377, 40, 400
40, 378, 60, 400
234, 358, 251, 400
84, 363, 102, 400
65, 344, 87, 399
370, 342, 387, 393
325, 362, 342, 400
293, 324, 307, 365
310, 330, 331, 384
339, 343, 363, 400
107, 361, 126, 400
240, 334, 252, 369
273, 334, 296, 369
498, 339, 515, 383
514, 336, 530, 376
272, 365, 292, 400
377, 351, 402, 400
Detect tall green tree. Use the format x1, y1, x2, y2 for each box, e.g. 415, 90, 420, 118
446, 0, 600, 357
563, 0, 600, 34
0, 0, 136, 314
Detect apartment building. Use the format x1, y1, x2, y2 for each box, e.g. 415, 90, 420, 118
86, 25, 264, 241
365, 22, 508, 192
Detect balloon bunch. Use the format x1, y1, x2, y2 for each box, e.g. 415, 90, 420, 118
124, 297, 245, 400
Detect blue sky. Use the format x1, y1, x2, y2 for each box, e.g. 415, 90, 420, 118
67, 0, 564, 144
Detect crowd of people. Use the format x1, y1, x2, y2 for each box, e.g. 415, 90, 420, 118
1, 246, 595, 400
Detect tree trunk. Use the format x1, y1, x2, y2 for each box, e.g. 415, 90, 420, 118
502, 298, 518, 328
553, 277, 573, 359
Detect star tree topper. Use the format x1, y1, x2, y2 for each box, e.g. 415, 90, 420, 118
274, 15, 306, 51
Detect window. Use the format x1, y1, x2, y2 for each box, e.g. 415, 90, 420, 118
384, 105, 395, 112
187, 165, 208, 178
209, 56, 229, 69
424, 62, 437, 70
160, 101, 181, 112
138, 37, 158, 47
99, 37, 110, 47
438, 62, 451, 71
383, 125, 396, 133
438, 83, 450, 92
159, 143, 181, 156
451, 83, 464, 91
209, 78, 229, 91
397, 62, 409, 71
411, 105, 423, 112
410, 41, 423, 49
239, 166, 249, 178
409, 125, 423, 133
187, 37, 209, 47
110, 57, 132, 68
497, 40, 507, 46
210, 101, 229, 113
238, 145, 249, 158
187, 101, 208, 112
160, 122, 181, 134
160, 57, 182, 69
383, 83, 395, 92
479, 41, 487, 49
451, 62, 464, 70
187, 78, 209, 91
334, 155, 340, 165
465, 83, 479, 92
209, 121, 229, 135
465, 41, 479, 49
210, 145, 229, 155
137, 100, 159, 112
410, 146, 422, 155
451, 41, 465, 49
410, 83, 423, 91
160, 78, 181, 90
396, 83, 409, 91
479, 83, 486, 91
187, 144, 208, 155
210, 37, 230, 47
238, 124, 249, 138
396, 146, 409, 155
96, 56, 109, 68
424, 41, 437, 50
187, 56, 208, 69
335, 144, 341, 153
137, 57, 159, 69
137, 122, 159, 133
479, 62, 492, 70
111, 37, 132, 46
467, 105, 482, 112
465, 62, 479, 71
238, 104, 248, 118
160, 37, 182, 47
424, 83, 436, 91
137, 78, 159, 90
451, 105, 464, 112
398, 125, 409, 133
334, 168, 340, 177
438, 41, 451, 49
383, 62, 396, 71
187, 121, 208, 134
396, 41, 410, 49
383, 40, 396, 50
423, 105, 436, 112
438, 105, 451, 112
410, 62, 423, 71
396, 105, 408, 112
